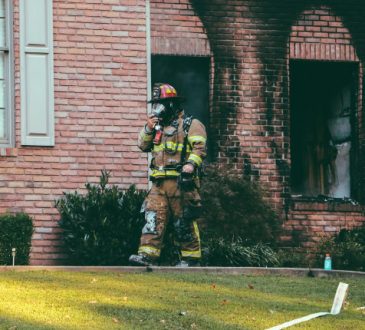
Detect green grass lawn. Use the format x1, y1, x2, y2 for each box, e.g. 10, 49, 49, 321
0, 271, 364, 330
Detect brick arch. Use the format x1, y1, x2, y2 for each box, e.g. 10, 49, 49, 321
289, 6, 359, 62
288, 5, 364, 203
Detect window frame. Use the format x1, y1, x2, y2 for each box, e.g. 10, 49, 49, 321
289, 59, 360, 200
0, 0, 13, 147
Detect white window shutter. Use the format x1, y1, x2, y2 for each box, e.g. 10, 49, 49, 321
20, 0, 54, 146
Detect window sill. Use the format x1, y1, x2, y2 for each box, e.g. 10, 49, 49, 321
0, 147, 17, 157
290, 195, 364, 212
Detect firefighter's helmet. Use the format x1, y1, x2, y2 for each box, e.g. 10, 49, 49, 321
148, 83, 185, 104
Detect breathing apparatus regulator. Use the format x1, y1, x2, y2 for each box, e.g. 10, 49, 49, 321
148, 83, 184, 144
153, 122, 163, 145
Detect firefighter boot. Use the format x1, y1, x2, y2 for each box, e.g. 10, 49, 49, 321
129, 253, 153, 266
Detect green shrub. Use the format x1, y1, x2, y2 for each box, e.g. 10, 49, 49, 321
314, 226, 365, 271
199, 165, 282, 245
201, 236, 279, 267
276, 248, 313, 268
56, 170, 146, 265
158, 166, 282, 266
0, 213, 34, 265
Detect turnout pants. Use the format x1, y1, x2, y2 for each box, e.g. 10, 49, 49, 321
138, 179, 201, 261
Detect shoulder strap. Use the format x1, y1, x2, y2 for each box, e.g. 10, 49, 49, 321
180, 114, 193, 165
182, 115, 193, 137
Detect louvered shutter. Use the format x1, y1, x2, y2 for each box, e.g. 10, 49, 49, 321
20, 0, 54, 146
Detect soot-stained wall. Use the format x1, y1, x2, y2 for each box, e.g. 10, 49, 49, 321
173, 0, 365, 247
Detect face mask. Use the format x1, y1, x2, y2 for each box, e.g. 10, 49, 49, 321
152, 103, 166, 119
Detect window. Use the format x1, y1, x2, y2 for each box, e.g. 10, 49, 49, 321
290, 61, 358, 199
0, 0, 13, 147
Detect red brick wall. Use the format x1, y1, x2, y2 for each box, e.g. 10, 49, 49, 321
0, 1, 148, 265
150, 0, 210, 55
186, 1, 365, 248
287, 203, 365, 248
2, 0, 365, 265
290, 7, 359, 61
286, 6, 365, 247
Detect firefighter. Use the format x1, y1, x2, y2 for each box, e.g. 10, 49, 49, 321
129, 83, 207, 267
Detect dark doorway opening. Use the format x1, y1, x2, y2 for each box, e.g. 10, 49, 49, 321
151, 55, 210, 129
290, 61, 358, 198
151, 55, 211, 159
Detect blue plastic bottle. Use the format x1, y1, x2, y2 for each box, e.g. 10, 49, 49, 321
324, 253, 332, 271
